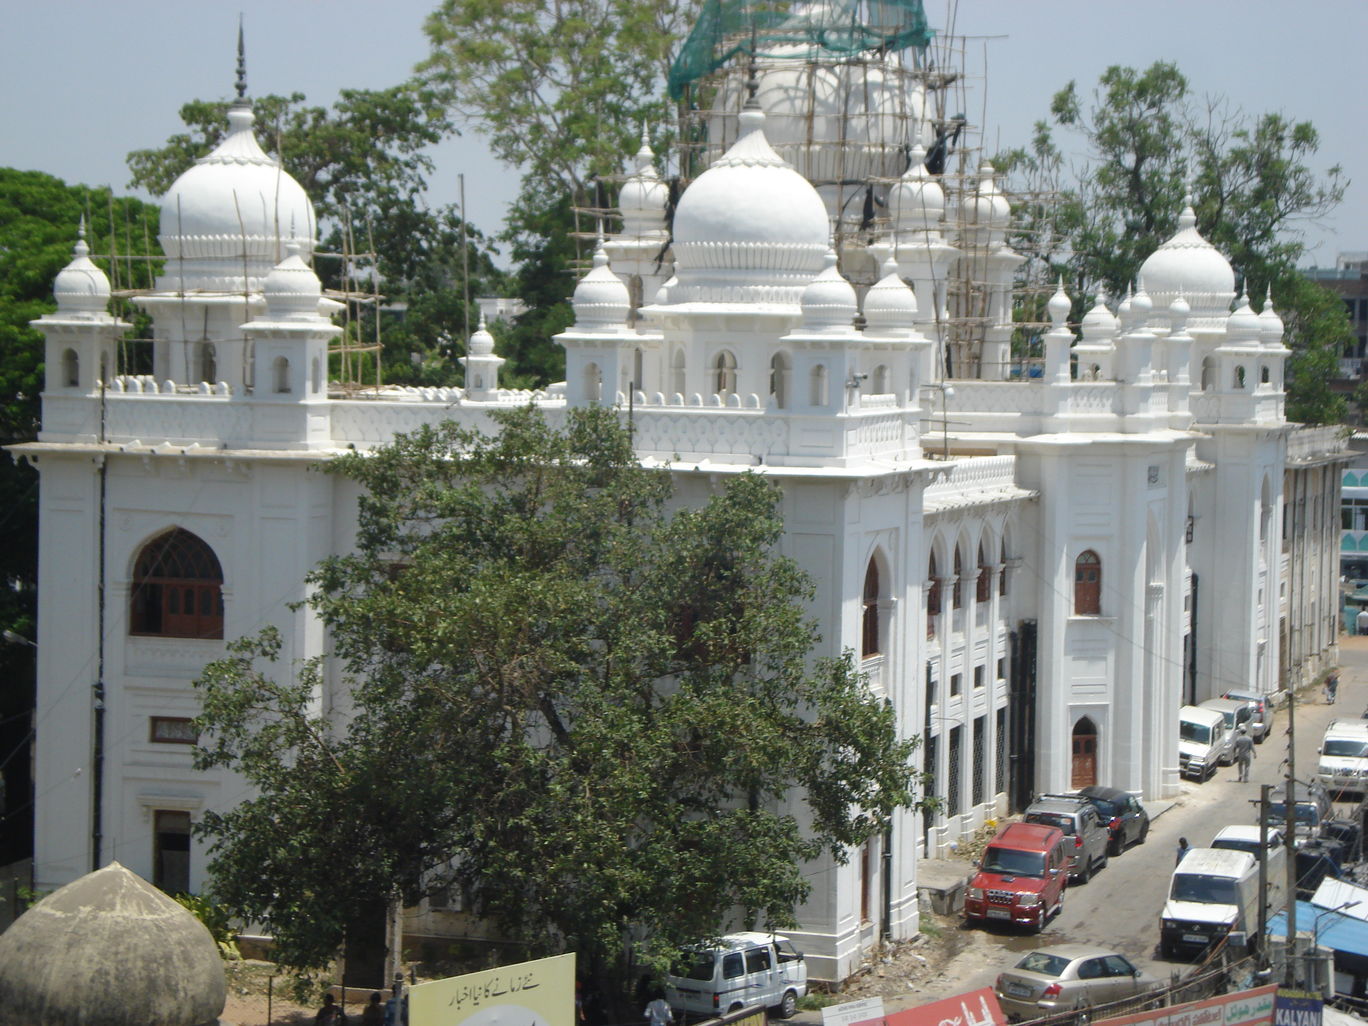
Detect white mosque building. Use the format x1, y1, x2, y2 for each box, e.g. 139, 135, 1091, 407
20, 59, 1343, 981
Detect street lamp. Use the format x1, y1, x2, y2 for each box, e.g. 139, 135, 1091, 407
2, 630, 36, 649
1305, 900, 1360, 992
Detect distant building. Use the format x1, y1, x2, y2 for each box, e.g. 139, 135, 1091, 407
1304, 253, 1368, 383
475, 297, 527, 324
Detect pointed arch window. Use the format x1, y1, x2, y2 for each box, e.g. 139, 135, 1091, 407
862, 559, 882, 658
272, 356, 291, 394
714, 351, 737, 397
952, 547, 964, 610
130, 529, 224, 639
976, 542, 992, 603
927, 552, 941, 636
810, 364, 829, 407
670, 349, 686, 398
1074, 550, 1101, 616
62, 348, 79, 388
200, 343, 217, 385
585, 362, 603, 403
770, 352, 791, 410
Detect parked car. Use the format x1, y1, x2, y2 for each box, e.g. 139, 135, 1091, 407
993, 944, 1162, 1021
1024, 793, 1111, 882
664, 933, 807, 1019
964, 822, 1070, 932
1263, 780, 1333, 847
1317, 719, 1368, 797
1079, 785, 1150, 856
1199, 698, 1259, 748
1159, 847, 1260, 960
1222, 690, 1272, 742
1179, 705, 1232, 781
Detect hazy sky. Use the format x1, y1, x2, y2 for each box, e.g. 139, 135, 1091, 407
4, 0, 1364, 267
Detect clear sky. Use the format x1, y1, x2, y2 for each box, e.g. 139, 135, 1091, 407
4, 0, 1364, 268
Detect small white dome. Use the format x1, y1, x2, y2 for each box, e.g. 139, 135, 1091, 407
1259, 288, 1285, 347
671, 105, 829, 304
1080, 291, 1116, 341
1168, 294, 1191, 335
263, 240, 323, 320
468, 314, 496, 356
572, 243, 631, 328
53, 222, 111, 316
1225, 291, 1261, 343
863, 255, 918, 333
800, 248, 858, 330
1047, 281, 1071, 328
159, 102, 317, 286
960, 163, 1010, 248
619, 127, 669, 237
1138, 202, 1235, 323
888, 145, 944, 231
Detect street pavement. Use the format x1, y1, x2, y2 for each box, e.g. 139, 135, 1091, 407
812, 638, 1368, 1019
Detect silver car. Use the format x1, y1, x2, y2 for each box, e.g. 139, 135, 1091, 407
994, 944, 1162, 1021
1023, 794, 1111, 883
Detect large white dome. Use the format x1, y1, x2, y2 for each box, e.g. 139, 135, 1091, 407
1138, 203, 1235, 327
669, 106, 829, 306
158, 102, 317, 291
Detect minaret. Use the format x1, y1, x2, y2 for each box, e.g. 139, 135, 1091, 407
460, 315, 504, 400
555, 240, 637, 406
33, 221, 130, 442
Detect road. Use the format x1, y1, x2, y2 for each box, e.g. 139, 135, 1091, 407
898, 637, 1368, 1008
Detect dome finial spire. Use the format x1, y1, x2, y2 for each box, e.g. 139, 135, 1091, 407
743, 23, 760, 110
234, 16, 248, 102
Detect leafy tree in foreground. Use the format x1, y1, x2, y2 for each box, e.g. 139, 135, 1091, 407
193, 406, 918, 998
997, 61, 1351, 423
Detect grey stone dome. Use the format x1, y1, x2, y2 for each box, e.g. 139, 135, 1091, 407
0, 862, 226, 1026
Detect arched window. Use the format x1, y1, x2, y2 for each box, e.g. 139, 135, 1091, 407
1235, 365, 1247, 390
130, 529, 224, 639
714, 351, 737, 397
770, 352, 791, 409
585, 362, 602, 403
999, 534, 1012, 597
312, 356, 322, 394
1074, 550, 1101, 616
633, 347, 644, 392
927, 552, 941, 635
952, 546, 964, 610
273, 356, 291, 394
871, 364, 889, 394
810, 364, 828, 407
200, 343, 217, 385
1260, 365, 1270, 385
862, 559, 881, 658
1071, 717, 1098, 788
976, 542, 992, 603
62, 348, 79, 388
670, 349, 686, 397
1200, 357, 1215, 391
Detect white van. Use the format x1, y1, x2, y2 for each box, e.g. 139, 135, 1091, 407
1160, 847, 1260, 959
1318, 719, 1368, 796
1179, 705, 1231, 781
665, 932, 807, 1019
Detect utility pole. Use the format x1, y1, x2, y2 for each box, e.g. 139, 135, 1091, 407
1284, 690, 1299, 986
1258, 784, 1270, 963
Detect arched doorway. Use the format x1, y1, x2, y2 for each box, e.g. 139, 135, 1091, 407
1071, 717, 1098, 788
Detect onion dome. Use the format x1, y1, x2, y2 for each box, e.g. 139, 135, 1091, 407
1225, 290, 1261, 344
53, 219, 112, 316
888, 144, 944, 232
0, 862, 226, 1026
961, 163, 1011, 248
1137, 198, 1235, 323
1168, 293, 1192, 335
262, 239, 322, 320
1080, 290, 1117, 342
1047, 279, 1071, 329
670, 100, 829, 305
863, 255, 919, 333
1117, 284, 1134, 333
799, 247, 858, 330
619, 125, 669, 237
159, 100, 317, 288
468, 313, 496, 355
1129, 282, 1153, 325
1259, 287, 1285, 347
572, 242, 631, 328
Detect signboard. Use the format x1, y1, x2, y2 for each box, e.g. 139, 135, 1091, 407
410, 953, 576, 1026
1274, 990, 1322, 1026
1096, 984, 1277, 1026
823, 997, 887, 1026
885, 988, 1005, 1026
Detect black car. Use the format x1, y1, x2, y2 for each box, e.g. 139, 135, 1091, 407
1078, 786, 1150, 856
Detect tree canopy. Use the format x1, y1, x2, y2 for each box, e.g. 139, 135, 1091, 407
192, 406, 918, 995
997, 61, 1351, 423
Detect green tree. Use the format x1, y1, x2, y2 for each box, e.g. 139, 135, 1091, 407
0, 168, 161, 861
999, 62, 1350, 422
193, 406, 918, 999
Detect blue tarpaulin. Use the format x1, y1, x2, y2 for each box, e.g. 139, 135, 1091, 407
1269, 901, 1368, 958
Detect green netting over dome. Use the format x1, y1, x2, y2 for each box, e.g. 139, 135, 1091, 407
669, 0, 933, 99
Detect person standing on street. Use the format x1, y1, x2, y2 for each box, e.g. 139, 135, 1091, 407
1357, 608, 1368, 636
644, 992, 674, 1026
1232, 724, 1255, 781
1176, 837, 1191, 865
1326, 671, 1340, 705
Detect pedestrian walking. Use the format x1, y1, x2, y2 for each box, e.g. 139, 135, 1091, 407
1233, 724, 1255, 781
1357, 609, 1368, 636
315, 994, 347, 1026
1176, 837, 1190, 865
644, 992, 674, 1026
1327, 672, 1340, 705
361, 993, 384, 1026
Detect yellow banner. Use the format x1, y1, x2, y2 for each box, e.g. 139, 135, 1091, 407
410, 953, 576, 1026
